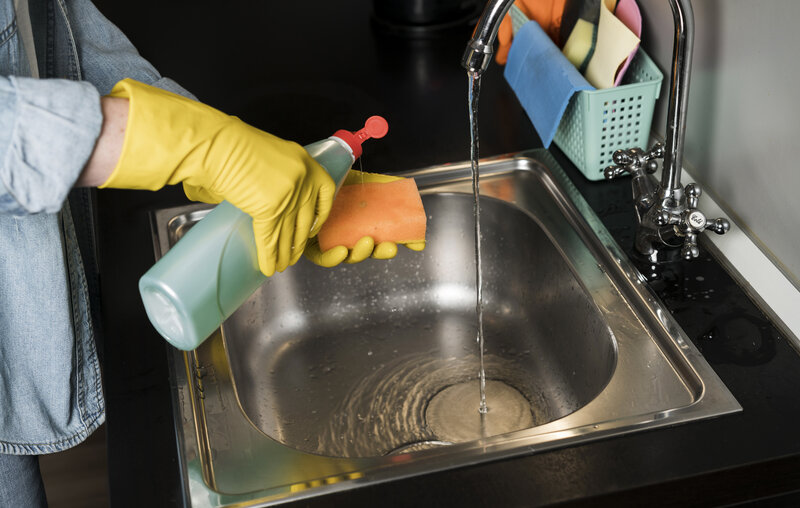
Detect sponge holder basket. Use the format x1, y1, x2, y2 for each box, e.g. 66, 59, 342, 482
553, 49, 663, 181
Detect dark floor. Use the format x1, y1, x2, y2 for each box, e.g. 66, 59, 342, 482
38, 424, 109, 508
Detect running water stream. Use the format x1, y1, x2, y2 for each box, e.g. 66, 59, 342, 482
468, 70, 488, 416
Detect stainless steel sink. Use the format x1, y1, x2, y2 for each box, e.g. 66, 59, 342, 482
150, 150, 740, 506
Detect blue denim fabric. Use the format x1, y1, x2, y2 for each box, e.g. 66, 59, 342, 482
0, 0, 193, 455
0, 76, 102, 214
0, 453, 46, 506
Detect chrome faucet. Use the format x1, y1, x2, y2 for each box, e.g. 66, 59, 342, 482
462, 0, 729, 262
461, 0, 516, 74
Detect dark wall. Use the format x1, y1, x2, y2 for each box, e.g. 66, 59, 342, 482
91, 0, 539, 173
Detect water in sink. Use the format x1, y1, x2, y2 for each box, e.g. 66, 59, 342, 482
314, 351, 546, 457
427, 379, 534, 442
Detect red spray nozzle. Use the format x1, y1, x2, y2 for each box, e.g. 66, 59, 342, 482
332, 116, 389, 159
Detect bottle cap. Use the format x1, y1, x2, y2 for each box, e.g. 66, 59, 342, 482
332, 116, 389, 159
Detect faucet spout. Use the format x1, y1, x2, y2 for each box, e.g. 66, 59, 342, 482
461, 0, 516, 74
661, 0, 694, 197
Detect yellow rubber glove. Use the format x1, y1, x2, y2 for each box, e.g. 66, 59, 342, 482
304, 170, 426, 267
100, 79, 335, 276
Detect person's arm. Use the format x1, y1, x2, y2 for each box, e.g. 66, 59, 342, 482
96, 79, 335, 277
0, 0, 196, 216
64, 1, 400, 272
0, 76, 103, 215
75, 96, 127, 187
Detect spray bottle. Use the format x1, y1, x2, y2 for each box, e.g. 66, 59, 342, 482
139, 116, 389, 350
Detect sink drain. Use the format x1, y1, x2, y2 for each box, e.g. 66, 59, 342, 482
426, 379, 534, 442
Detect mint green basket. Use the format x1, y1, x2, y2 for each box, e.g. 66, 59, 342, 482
553, 49, 663, 180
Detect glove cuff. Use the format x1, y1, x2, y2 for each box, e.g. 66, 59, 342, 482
99, 78, 231, 190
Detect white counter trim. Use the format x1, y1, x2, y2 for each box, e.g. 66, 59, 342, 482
683, 167, 800, 348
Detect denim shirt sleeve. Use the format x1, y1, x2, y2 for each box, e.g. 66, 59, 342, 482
0, 0, 197, 215
0, 76, 102, 214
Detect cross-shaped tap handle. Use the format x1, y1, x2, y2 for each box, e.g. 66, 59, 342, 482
604, 142, 665, 180
676, 183, 730, 259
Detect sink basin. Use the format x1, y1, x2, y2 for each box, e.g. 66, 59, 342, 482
228, 192, 617, 458
150, 150, 740, 506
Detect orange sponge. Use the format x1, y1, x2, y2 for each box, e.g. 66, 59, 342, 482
496, 0, 567, 64
318, 178, 426, 251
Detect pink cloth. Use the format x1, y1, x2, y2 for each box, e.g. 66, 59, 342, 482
613, 0, 642, 86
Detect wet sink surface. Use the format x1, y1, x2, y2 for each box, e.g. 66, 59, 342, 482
229, 193, 616, 458
150, 150, 739, 506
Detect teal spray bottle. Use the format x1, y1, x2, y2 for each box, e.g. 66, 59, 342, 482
139, 116, 389, 350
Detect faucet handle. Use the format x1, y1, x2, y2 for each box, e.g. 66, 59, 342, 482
676, 183, 731, 259
604, 142, 664, 180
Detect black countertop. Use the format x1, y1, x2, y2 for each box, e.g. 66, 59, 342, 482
92, 1, 800, 506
